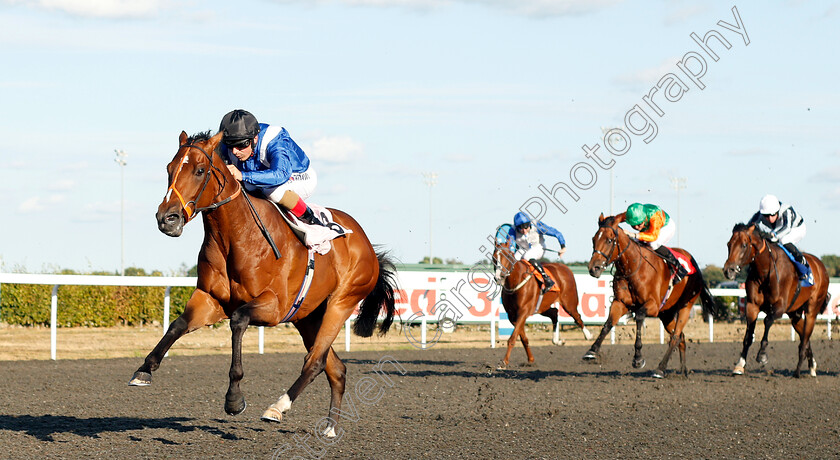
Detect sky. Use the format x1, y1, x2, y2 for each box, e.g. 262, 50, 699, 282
1, 0, 838, 274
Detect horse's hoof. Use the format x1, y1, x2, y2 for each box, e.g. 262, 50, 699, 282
809, 360, 817, 377
496, 363, 508, 371
261, 405, 284, 423
225, 397, 247, 416
732, 366, 745, 376
651, 369, 665, 379
128, 371, 152, 386
552, 338, 566, 346
582, 351, 598, 361
632, 359, 646, 369
757, 354, 768, 365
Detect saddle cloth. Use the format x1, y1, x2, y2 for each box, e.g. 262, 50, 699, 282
667, 248, 696, 275
777, 245, 814, 287
278, 203, 352, 255
521, 260, 562, 293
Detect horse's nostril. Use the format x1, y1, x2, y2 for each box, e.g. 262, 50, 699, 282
165, 213, 180, 224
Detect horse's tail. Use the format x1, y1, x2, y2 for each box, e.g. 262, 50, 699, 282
821, 292, 832, 315
690, 255, 720, 319
353, 249, 398, 337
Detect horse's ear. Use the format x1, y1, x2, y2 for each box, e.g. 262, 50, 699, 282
179, 131, 188, 146
598, 212, 605, 222
210, 131, 224, 146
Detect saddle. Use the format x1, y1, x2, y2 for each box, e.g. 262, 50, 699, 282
278, 203, 352, 255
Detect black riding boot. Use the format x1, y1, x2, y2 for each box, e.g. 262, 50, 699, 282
654, 246, 687, 284
783, 243, 809, 280
529, 259, 555, 293
299, 207, 325, 227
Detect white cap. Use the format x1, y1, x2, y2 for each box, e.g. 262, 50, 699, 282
759, 194, 781, 215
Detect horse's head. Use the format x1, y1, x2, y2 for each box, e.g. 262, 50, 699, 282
156, 130, 228, 237
492, 241, 516, 284
588, 212, 626, 278
723, 223, 761, 280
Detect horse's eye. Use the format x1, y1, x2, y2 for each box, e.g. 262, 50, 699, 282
741, 243, 747, 249
196, 167, 205, 176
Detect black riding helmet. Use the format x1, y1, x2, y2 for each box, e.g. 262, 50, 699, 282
219, 109, 260, 148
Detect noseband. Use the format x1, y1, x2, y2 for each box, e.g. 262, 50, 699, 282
166, 143, 241, 222
592, 226, 630, 266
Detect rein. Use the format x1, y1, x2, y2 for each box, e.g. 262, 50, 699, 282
593, 226, 640, 280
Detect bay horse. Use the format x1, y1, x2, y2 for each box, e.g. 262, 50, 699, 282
723, 223, 830, 377
129, 131, 397, 437
492, 228, 592, 369
584, 213, 717, 378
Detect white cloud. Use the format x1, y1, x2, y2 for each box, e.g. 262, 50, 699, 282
444, 153, 474, 163
306, 136, 364, 164
613, 58, 681, 88
663, 4, 708, 25
47, 180, 76, 191
5, 0, 164, 19
268, 0, 619, 16
725, 148, 778, 157
17, 194, 65, 213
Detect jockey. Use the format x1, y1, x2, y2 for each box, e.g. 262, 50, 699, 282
507, 212, 567, 293
624, 203, 688, 283
747, 194, 812, 283
219, 109, 325, 227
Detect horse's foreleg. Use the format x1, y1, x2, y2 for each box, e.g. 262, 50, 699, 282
501, 309, 531, 368
678, 332, 688, 376
583, 300, 627, 361
757, 309, 778, 366
129, 289, 224, 386
733, 303, 759, 375
227, 292, 280, 416
632, 309, 647, 370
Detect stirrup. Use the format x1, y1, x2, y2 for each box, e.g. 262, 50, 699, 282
299, 208, 325, 227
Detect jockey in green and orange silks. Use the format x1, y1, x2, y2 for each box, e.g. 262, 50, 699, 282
624, 203, 687, 283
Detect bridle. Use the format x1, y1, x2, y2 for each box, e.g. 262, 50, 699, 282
165, 143, 241, 222
728, 230, 770, 279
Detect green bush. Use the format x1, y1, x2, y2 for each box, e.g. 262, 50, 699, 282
0, 276, 195, 327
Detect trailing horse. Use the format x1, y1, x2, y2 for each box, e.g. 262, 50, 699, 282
492, 225, 591, 369
723, 223, 830, 377
129, 131, 397, 437
583, 213, 717, 378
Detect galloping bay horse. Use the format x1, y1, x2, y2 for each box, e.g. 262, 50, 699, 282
723, 223, 829, 377
492, 225, 592, 369
129, 131, 397, 436
584, 213, 717, 378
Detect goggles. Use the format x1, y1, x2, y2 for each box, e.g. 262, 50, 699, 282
224, 137, 252, 149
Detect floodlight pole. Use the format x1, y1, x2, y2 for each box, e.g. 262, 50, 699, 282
114, 149, 128, 276
422, 172, 438, 264
671, 177, 687, 246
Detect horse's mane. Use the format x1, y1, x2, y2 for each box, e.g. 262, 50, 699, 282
188, 130, 214, 144
732, 222, 750, 233
599, 215, 618, 228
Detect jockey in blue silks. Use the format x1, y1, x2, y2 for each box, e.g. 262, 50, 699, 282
507, 212, 567, 293
219, 109, 325, 227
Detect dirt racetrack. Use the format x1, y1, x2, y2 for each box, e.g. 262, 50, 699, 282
2, 340, 840, 459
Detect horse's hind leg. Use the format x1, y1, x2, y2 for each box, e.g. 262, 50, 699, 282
129, 289, 224, 386
542, 307, 563, 345
632, 310, 646, 369
264, 299, 355, 426
791, 308, 817, 378
227, 292, 281, 416
276, 306, 346, 437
